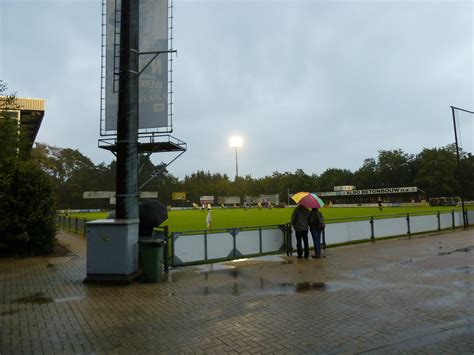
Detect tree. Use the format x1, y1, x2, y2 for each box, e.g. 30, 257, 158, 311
377, 149, 414, 187
414, 146, 459, 197
317, 168, 354, 192
0, 81, 23, 168
353, 158, 377, 189
32, 143, 114, 209
0, 82, 57, 255
461, 153, 474, 199
32, 143, 95, 183
0, 160, 56, 254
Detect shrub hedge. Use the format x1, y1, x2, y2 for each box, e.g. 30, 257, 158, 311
0, 160, 57, 255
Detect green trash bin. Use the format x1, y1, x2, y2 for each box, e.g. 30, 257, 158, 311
139, 239, 165, 282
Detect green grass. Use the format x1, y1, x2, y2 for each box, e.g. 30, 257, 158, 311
65, 206, 463, 233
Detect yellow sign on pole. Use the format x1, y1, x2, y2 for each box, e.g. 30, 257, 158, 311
172, 192, 186, 200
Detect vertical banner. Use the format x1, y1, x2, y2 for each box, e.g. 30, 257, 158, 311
105, 0, 169, 131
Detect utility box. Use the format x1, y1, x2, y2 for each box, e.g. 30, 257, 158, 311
86, 219, 139, 281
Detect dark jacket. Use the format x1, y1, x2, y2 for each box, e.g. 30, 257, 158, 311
309, 209, 324, 230
291, 205, 310, 231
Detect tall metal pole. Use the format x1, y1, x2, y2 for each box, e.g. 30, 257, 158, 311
451, 106, 467, 228
116, 0, 139, 220
235, 147, 239, 178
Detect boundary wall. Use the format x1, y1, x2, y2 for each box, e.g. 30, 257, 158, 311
57, 210, 473, 267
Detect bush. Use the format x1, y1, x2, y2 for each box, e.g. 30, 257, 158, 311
0, 160, 57, 255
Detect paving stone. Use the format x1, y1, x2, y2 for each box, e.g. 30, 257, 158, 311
1, 230, 473, 353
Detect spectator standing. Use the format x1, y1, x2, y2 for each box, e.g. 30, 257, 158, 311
291, 205, 310, 259
309, 208, 325, 258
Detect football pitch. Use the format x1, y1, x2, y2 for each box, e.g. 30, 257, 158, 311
67, 205, 464, 233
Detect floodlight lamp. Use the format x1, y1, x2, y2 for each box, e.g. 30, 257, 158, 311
229, 136, 242, 148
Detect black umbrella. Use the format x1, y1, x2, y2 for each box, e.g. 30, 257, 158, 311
107, 199, 168, 237
138, 199, 168, 237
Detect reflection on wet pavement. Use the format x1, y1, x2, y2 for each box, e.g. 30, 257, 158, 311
1, 309, 19, 316
2, 230, 474, 353
196, 279, 326, 296
438, 245, 474, 256
279, 282, 325, 292
13, 293, 86, 304
15, 293, 54, 304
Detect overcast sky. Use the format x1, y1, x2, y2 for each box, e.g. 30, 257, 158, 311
1, 0, 473, 179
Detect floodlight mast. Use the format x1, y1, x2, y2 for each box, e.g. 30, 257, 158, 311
230, 136, 242, 179
235, 147, 239, 178
115, 0, 139, 220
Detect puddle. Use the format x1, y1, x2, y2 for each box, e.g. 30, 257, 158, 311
438, 245, 474, 256
278, 282, 325, 293
1, 309, 19, 316
54, 296, 86, 303
162, 264, 241, 283
196, 280, 325, 296
233, 255, 280, 263
451, 280, 471, 288
325, 277, 389, 292
15, 293, 53, 304
200, 268, 242, 281
229, 255, 294, 264
424, 290, 467, 308
166, 255, 297, 282
14, 293, 86, 304
227, 268, 240, 279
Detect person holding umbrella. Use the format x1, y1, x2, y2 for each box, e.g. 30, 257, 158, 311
291, 192, 326, 259
291, 204, 310, 259
309, 208, 325, 258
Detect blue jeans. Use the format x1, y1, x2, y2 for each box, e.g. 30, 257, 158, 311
310, 228, 322, 257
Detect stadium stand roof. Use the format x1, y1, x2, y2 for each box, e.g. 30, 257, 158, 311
0, 96, 46, 151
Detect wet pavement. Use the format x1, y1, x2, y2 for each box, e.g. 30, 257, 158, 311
0, 229, 473, 354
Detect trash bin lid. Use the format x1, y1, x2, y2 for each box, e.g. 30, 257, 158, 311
138, 239, 165, 247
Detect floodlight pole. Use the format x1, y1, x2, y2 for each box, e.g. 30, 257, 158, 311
234, 147, 239, 179
451, 105, 468, 228
116, 0, 139, 220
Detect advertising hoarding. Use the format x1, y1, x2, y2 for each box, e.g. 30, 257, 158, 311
172, 192, 186, 201
105, 0, 169, 131
334, 185, 356, 191
200, 196, 215, 204
217, 196, 241, 205
317, 187, 418, 197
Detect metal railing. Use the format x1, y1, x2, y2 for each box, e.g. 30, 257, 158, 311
56, 209, 472, 267
170, 224, 290, 267
56, 215, 88, 236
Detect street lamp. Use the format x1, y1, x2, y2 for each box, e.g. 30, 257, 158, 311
229, 136, 242, 179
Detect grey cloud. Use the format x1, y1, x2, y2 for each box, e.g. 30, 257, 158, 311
1, 0, 472, 179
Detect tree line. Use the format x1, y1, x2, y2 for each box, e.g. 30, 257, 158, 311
31, 143, 474, 209
3, 79, 472, 255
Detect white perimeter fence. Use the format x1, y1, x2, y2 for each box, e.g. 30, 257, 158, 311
56, 210, 473, 267
171, 210, 473, 267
